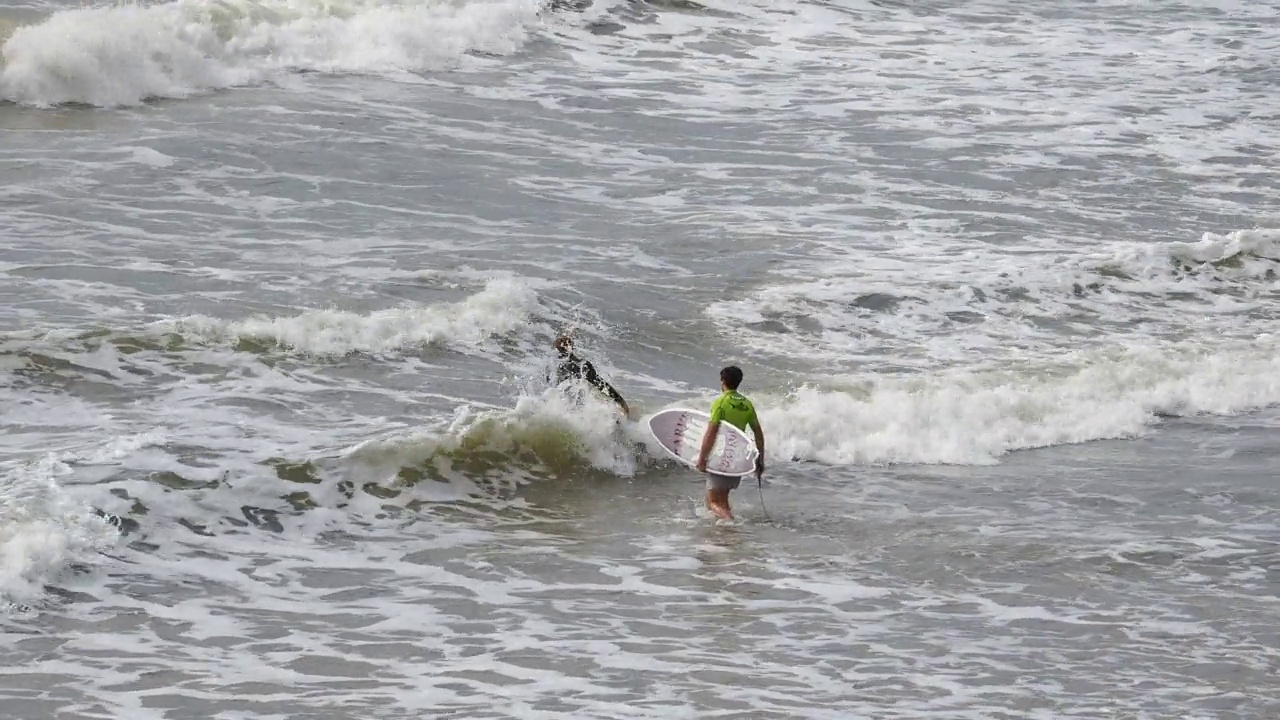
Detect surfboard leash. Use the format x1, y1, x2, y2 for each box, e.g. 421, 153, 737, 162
756, 473, 771, 523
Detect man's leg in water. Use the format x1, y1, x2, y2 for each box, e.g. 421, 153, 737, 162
705, 488, 733, 520
705, 474, 740, 520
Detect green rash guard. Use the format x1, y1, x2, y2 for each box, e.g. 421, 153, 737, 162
709, 390, 757, 432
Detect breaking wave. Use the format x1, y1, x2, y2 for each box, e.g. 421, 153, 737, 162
1, 0, 547, 107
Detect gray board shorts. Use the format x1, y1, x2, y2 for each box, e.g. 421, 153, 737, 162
706, 473, 742, 491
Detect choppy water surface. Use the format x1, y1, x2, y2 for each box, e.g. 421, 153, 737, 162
2, 0, 1278, 717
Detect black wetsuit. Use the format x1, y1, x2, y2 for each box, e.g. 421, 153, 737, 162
555, 353, 627, 409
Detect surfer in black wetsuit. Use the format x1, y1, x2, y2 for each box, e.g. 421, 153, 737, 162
553, 335, 630, 416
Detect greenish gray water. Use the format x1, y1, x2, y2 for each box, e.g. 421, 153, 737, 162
1, 0, 1278, 717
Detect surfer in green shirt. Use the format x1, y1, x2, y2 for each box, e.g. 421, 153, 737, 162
695, 365, 766, 521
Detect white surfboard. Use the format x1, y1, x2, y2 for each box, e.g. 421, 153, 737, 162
647, 408, 758, 477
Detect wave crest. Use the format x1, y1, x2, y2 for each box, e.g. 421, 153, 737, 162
157, 277, 540, 356
1, 0, 546, 107
340, 385, 643, 485
765, 340, 1280, 466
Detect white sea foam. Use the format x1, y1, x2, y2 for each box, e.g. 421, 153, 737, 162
0, 0, 546, 107
747, 339, 1280, 466
708, 228, 1280, 369
160, 277, 540, 355
0, 452, 122, 608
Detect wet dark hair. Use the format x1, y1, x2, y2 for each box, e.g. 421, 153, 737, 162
720, 365, 743, 390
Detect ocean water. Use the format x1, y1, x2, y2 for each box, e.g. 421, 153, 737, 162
2, 0, 1279, 717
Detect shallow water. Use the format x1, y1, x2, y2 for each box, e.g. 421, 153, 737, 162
2, 0, 1278, 717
